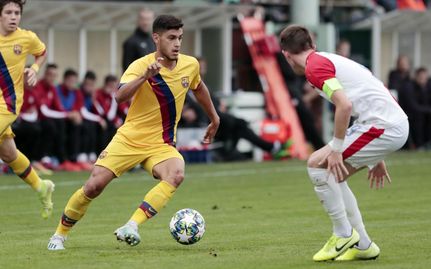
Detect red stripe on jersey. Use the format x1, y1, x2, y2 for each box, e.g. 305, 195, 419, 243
342, 127, 385, 160
305, 51, 337, 90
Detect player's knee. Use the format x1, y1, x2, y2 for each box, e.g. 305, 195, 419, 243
307, 152, 321, 168
83, 170, 110, 198
83, 180, 105, 198
0, 146, 17, 163
169, 169, 185, 187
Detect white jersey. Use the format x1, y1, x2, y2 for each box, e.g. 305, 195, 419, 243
305, 51, 407, 128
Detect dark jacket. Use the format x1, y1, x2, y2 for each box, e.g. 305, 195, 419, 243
122, 28, 155, 71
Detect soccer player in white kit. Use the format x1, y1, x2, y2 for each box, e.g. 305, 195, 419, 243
279, 25, 409, 261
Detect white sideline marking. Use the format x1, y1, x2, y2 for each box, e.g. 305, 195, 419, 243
0, 158, 429, 191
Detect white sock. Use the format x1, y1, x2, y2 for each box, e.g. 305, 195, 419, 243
339, 181, 371, 249
307, 167, 352, 237
126, 220, 138, 230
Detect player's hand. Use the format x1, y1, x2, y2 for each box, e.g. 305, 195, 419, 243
368, 161, 391, 189
202, 118, 220, 144
144, 57, 163, 79
24, 67, 38, 87
319, 151, 349, 182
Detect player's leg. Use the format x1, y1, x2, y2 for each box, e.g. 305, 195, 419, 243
47, 165, 116, 250
307, 145, 359, 261
0, 123, 55, 219
116, 146, 184, 246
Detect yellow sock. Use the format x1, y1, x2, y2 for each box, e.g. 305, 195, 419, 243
8, 150, 41, 191
130, 181, 176, 225
56, 187, 92, 236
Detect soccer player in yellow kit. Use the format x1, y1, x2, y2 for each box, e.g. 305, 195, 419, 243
0, 0, 54, 219
47, 15, 220, 250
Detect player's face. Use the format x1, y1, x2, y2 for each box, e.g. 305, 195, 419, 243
0, 3, 21, 35
282, 50, 305, 75
154, 28, 183, 61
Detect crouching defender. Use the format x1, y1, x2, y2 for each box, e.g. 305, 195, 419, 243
279, 25, 408, 261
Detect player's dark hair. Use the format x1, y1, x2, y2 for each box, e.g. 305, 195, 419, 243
84, 71, 96, 81
63, 68, 78, 79
280, 25, 314, 54
104, 74, 117, 85
152, 15, 183, 34
0, 0, 26, 14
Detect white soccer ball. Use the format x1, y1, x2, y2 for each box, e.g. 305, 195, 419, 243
169, 208, 205, 245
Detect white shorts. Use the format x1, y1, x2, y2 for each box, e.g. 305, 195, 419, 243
342, 119, 409, 169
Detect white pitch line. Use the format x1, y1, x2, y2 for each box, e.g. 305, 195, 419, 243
0, 157, 430, 191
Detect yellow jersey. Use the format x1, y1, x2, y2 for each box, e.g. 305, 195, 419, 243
117, 52, 201, 147
0, 28, 45, 115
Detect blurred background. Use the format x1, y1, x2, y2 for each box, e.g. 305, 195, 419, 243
7, 0, 431, 173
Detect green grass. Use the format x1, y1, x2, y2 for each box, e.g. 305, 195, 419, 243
0, 151, 430, 269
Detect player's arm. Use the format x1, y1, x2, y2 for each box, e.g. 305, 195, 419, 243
318, 79, 352, 182
191, 81, 220, 144
24, 52, 47, 87
115, 57, 163, 104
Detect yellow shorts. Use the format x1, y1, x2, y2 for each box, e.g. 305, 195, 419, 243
0, 113, 17, 145
95, 135, 184, 177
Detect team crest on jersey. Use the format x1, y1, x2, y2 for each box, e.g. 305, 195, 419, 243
13, 44, 22, 55
98, 150, 108, 160
181, 77, 190, 88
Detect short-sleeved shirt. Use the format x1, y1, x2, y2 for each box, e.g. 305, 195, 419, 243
117, 52, 201, 147
0, 28, 46, 114
305, 51, 407, 128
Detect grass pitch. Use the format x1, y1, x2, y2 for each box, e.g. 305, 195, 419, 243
0, 151, 430, 269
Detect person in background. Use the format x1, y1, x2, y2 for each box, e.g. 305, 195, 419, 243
398, 67, 431, 149
35, 64, 79, 171
336, 39, 351, 59
94, 75, 128, 151
122, 8, 156, 71
388, 55, 411, 93
56, 69, 92, 171
80, 71, 107, 163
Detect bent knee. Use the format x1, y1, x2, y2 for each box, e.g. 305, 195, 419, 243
83, 169, 113, 198
307, 152, 322, 168
166, 169, 185, 187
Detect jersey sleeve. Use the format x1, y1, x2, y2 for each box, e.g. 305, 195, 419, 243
120, 59, 147, 85
189, 58, 201, 90
28, 31, 46, 56
305, 53, 343, 99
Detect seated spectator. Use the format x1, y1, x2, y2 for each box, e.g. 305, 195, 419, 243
388, 55, 411, 93
79, 71, 107, 163
35, 64, 82, 171
12, 84, 52, 175
94, 75, 128, 150
398, 67, 431, 149
56, 69, 93, 170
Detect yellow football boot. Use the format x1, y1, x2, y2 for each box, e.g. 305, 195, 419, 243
335, 242, 380, 261
313, 229, 360, 261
